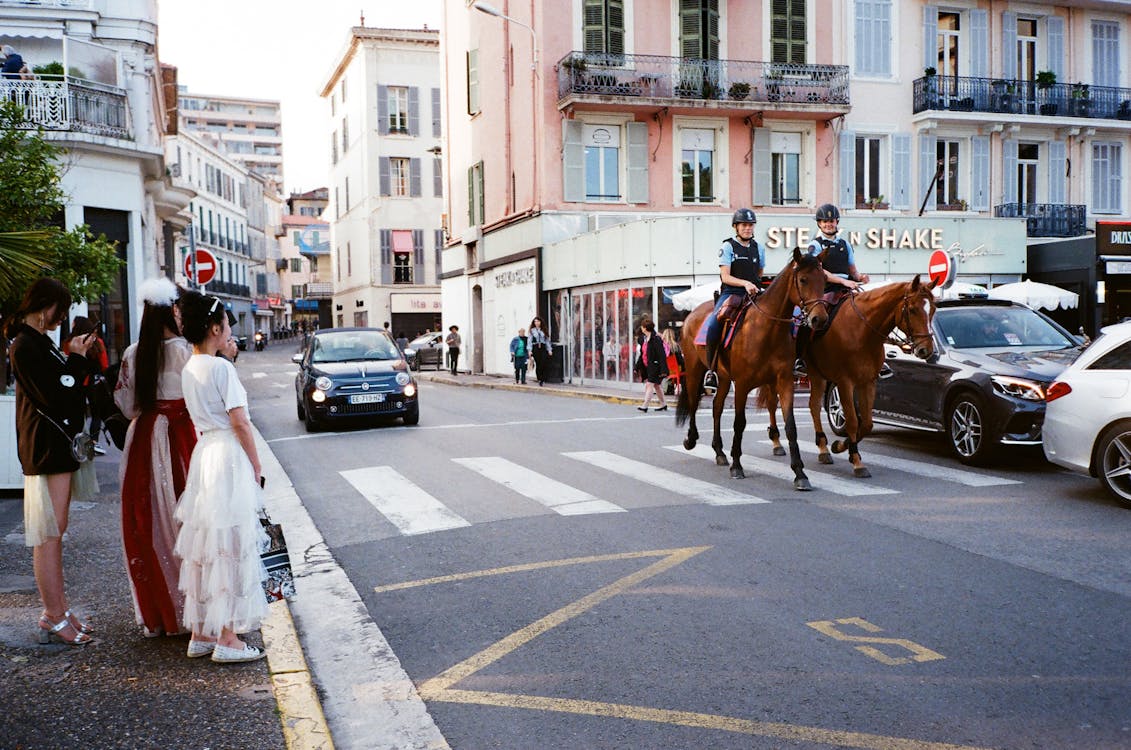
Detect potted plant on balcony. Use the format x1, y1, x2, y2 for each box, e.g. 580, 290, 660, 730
1036, 70, 1058, 115
857, 195, 888, 212
922, 66, 938, 106
1070, 82, 1090, 116
727, 81, 751, 101
560, 56, 587, 86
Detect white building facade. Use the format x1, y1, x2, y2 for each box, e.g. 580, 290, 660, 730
322, 27, 444, 337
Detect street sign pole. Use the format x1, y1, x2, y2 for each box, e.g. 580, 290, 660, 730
188, 222, 199, 290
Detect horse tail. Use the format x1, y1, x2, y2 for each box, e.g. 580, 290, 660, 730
754, 385, 775, 411
675, 378, 691, 426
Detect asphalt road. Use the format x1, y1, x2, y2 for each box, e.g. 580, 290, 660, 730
247, 343, 1131, 750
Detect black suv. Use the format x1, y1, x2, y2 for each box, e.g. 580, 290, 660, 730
823, 299, 1084, 465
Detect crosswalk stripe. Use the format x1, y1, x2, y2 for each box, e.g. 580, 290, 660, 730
340, 466, 471, 536
452, 457, 624, 516
666, 444, 898, 496
563, 450, 769, 506
766, 440, 1021, 487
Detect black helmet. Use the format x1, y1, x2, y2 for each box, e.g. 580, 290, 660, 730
731, 208, 757, 225
815, 203, 840, 222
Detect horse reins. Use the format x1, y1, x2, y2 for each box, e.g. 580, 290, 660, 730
847, 291, 933, 347
749, 262, 825, 324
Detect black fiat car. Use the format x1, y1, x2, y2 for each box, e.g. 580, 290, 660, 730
823, 299, 1085, 465
293, 327, 419, 431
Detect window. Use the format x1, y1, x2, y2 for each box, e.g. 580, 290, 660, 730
1017, 143, 1039, 204
1093, 142, 1122, 214
433, 156, 443, 198
391, 158, 410, 197
937, 11, 960, 82
387, 86, 409, 132
936, 140, 961, 207
432, 87, 441, 137
392, 230, 414, 284
680, 128, 714, 203
855, 0, 891, 76
584, 124, 621, 201
468, 161, 484, 225
341, 117, 349, 153
292, 285, 303, 299
1089, 341, 1131, 370
855, 136, 883, 207
771, 132, 801, 205
291, 258, 302, 273
1017, 18, 1038, 83
1093, 21, 1120, 89
336, 246, 341, 282
331, 132, 338, 165
583, 0, 624, 62
467, 50, 480, 115
347, 242, 352, 276
679, 0, 719, 60
771, 0, 806, 64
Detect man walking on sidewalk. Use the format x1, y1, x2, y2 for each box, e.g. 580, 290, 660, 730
445, 325, 461, 375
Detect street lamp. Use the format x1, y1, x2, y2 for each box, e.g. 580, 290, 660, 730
472, 1, 538, 74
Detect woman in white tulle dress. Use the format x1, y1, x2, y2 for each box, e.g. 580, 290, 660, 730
173, 291, 268, 663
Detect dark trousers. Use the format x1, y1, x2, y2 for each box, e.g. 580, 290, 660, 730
532, 344, 548, 383
448, 347, 460, 375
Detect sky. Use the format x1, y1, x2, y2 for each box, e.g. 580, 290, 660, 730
157, 0, 442, 195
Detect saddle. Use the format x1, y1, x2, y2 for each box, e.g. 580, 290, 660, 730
694, 294, 755, 350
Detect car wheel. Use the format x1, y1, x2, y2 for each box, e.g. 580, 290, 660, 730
403, 405, 420, 426
1095, 420, 1131, 508
823, 384, 848, 438
304, 406, 320, 433
296, 397, 306, 421
946, 392, 996, 465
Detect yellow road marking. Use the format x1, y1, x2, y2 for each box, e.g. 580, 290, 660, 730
262, 599, 335, 750
808, 617, 946, 666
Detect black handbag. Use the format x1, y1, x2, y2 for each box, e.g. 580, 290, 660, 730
37, 409, 95, 463
259, 514, 296, 603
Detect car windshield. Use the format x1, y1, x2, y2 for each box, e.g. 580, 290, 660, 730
935, 307, 1077, 349
409, 334, 438, 347
310, 331, 402, 362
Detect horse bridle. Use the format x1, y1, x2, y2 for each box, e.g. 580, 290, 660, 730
749, 261, 826, 324
847, 290, 934, 347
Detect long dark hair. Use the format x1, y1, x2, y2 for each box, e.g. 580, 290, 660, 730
3, 277, 72, 339
178, 291, 226, 345
132, 301, 181, 413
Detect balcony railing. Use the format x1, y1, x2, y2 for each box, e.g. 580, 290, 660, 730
994, 203, 1087, 238
0, 0, 93, 6
557, 52, 849, 107
914, 75, 1131, 121
1, 76, 131, 139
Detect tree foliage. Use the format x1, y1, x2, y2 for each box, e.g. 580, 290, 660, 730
0, 100, 122, 313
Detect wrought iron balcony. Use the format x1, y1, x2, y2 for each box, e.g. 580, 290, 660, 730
557, 52, 849, 109
0, 76, 131, 139
994, 203, 1087, 238
914, 75, 1131, 121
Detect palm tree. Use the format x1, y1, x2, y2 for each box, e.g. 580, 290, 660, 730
0, 230, 53, 305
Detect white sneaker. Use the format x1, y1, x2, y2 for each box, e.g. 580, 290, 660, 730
211, 642, 265, 663
186, 639, 215, 658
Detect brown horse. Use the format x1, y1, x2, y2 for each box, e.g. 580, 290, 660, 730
675, 248, 829, 489
761, 277, 937, 477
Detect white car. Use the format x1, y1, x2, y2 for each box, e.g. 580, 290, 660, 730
1043, 320, 1131, 508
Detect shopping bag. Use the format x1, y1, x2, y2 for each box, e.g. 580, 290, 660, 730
259, 515, 296, 603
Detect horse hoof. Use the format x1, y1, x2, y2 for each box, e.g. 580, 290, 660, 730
730, 467, 745, 479
772, 446, 786, 457
831, 440, 847, 454
715, 455, 729, 467
793, 477, 812, 491
818, 453, 834, 465
683, 438, 696, 450
853, 467, 872, 478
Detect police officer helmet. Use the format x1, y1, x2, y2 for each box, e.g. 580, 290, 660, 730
731, 208, 757, 226
815, 204, 841, 222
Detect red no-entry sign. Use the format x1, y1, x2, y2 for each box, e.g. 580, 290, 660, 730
184, 248, 218, 286
928, 249, 954, 289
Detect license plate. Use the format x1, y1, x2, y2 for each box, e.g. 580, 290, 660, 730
349, 393, 385, 404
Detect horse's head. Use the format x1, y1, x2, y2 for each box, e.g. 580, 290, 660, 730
899, 275, 938, 360
791, 247, 829, 330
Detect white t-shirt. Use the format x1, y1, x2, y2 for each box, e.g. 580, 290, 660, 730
181, 354, 248, 432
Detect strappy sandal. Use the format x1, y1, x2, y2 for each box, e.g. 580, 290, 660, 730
65, 609, 94, 635
37, 614, 93, 646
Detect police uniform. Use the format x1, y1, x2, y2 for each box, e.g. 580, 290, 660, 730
704, 236, 764, 369
808, 234, 857, 291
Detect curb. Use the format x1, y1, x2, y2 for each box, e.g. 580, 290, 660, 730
416, 371, 642, 406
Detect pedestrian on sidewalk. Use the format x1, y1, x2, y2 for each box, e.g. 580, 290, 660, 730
637, 320, 668, 412
63, 316, 109, 454
661, 327, 684, 397
114, 277, 196, 637
174, 291, 268, 663
528, 316, 552, 386
509, 327, 529, 384
6, 277, 98, 646
445, 325, 461, 375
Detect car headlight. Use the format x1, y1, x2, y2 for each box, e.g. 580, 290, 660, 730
990, 375, 1045, 401
395, 372, 411, 386
403, 383, 416, 397
310, 389, 327, 403
314, 376, 333, 391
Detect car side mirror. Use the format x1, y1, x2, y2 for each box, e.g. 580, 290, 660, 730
291, 352, 303, 364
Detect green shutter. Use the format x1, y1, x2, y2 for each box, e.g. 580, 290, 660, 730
679, 0, 700, 59
467, 165, 475, 225
608, 0, 624, 57
771, 0, 806, 64
584, 0, 605, 54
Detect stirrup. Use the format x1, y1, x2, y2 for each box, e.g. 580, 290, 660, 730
879, 363, 895, 380
793, 358, 807, 377
702, 370, 718, 395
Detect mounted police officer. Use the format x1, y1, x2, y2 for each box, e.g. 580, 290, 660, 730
702, 208, 764, 394
795, 204, 890, 378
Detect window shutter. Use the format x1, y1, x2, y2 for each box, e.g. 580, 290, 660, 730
856, 0, 890, 76
467, 50, 479, 115
1001, 13, 1017, 80
706, 0, 720, 61
410, 158, 422, 197
1002, 139, 1018, 204
753, 127, 771, 206
839, 130, 855, 209
433, 158, 443, 198
380, 229, 392, 285
969, 10, 988, 78
379, 157, 391, 196
1092, 21, 1120, 88
431, 87, 441, 137
413, 229, 424, 283
922, 6, 937, 71
408, 86, 420, 136
467, 165, 475, 225
891, 133, 911, 210
562, 120, 585, 202
608, 0, 625, 58
1048, 140, 1066, 204
626, 122, 649, 204
1047, 16, 1065, 82
377, 85, 388, 132
971, 136, 990, 211
679, 0, 700, 59
434, 229, 444, 283
584, 0, 605, 54
918, 133, 938, 207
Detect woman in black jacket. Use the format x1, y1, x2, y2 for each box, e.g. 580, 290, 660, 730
6, 278, 97, 646
636, 320, 669, 412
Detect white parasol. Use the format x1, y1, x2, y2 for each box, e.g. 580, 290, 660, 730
987, 280, 1078, 310
672, 283, 719, 311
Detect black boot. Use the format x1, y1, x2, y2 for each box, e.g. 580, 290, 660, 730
702, 342, 719, 394
879, 362, 894, 379
794, 327, 809, 377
